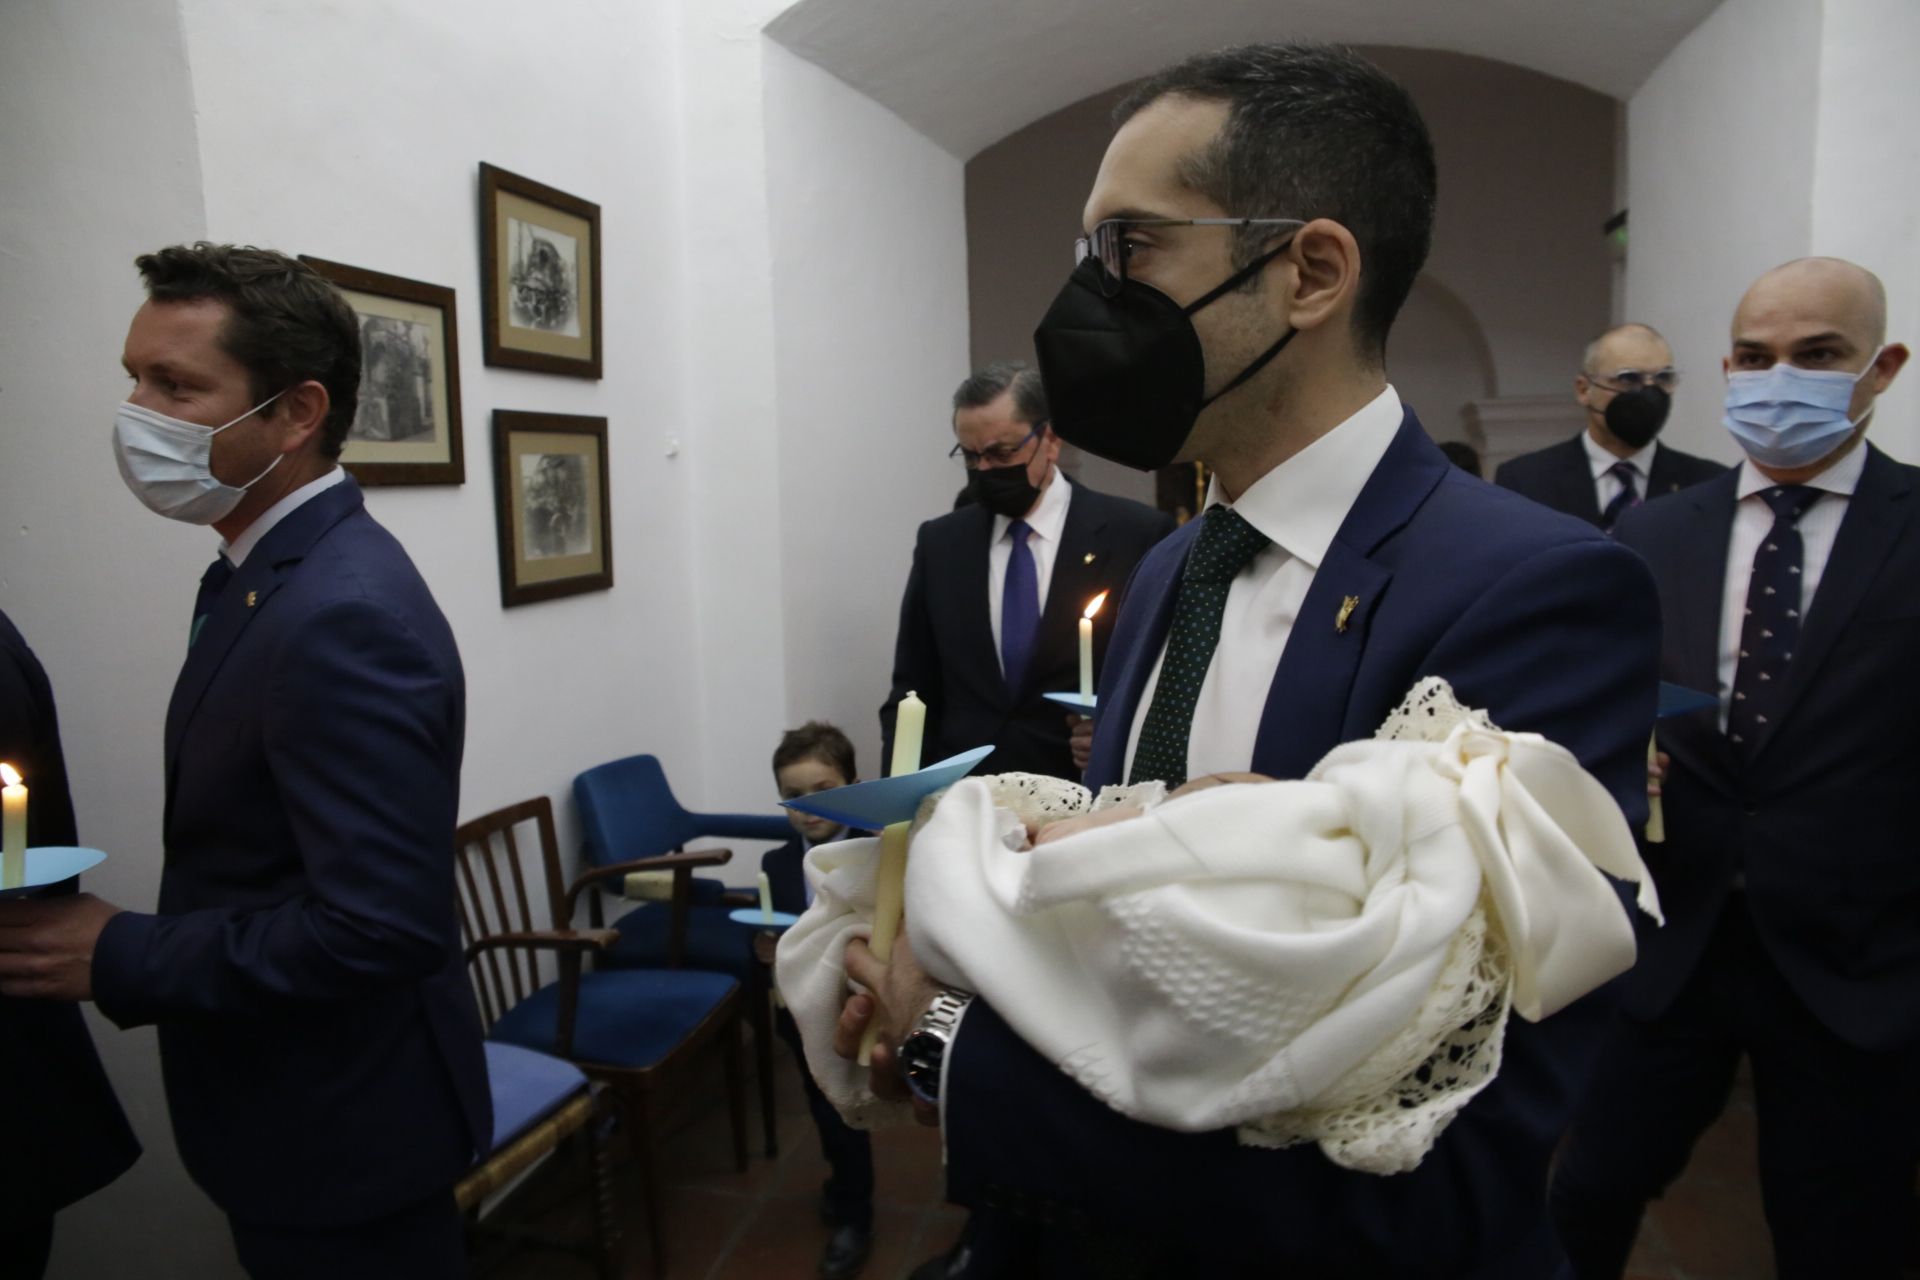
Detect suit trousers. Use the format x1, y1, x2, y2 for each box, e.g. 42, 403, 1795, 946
1550, 896, 1920, 1279
776, 1007, 874, 1227
229, 1191, 467, 1280
0, 1218, 53, 1280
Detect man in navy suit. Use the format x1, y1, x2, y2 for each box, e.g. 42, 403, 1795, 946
0, 245, 488, 1278
1495, 323, 1725, 531
0, 611, 140, 1279
1551, 258, 1918, 1278
882, 362, 1173, 780
836, 45, 1660, 1278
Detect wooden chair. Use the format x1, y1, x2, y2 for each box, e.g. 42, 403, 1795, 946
456, 797, 748, 1277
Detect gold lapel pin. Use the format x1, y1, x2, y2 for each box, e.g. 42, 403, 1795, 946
1083, 552, 1096, 565
246, 590, 258, 608
1335, 595, 1359, 633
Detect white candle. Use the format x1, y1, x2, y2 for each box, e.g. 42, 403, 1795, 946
889, 691, 925, 778
757, 871, 774, 924
1079, 591, 1108, 699
1, 763, 25, 890
1645, 732, 1665, 844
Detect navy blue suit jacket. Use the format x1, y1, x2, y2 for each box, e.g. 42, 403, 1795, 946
1494, 435, 1726, 528
883, 478, 1174, 780
93, 476, 490, 1228
945, 410, 1662, 1277
1613, 447, 1920, 1052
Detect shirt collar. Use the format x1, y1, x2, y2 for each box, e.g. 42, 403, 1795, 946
1735, 437, 1869, 502
992, 465, 1070, 544
1206, 385, 1403, 571
221, 467, 348, 568
1581, 427, 1660, 479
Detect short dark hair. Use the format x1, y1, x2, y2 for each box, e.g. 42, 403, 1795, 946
772, 721, 857, 784
1115, 43, 1437, 362
135, 243, 362, 459
952, 360, 1049, 427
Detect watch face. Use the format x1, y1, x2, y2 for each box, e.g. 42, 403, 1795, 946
901, 1031, 943, 1095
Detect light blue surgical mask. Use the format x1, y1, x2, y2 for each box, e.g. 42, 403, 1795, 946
1722, 347, 1883, 470
111, 390, 286, 524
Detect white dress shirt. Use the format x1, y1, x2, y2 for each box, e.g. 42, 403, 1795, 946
220, 467, 348, 568
1715, 442, 1866, 727
1581, 429, 1660, 513
1124, 386, 1405, 780
987, 466, 1071, 671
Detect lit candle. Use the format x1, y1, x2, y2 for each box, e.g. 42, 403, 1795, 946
1, 764, 25, 890
889, 691, 925, 780
1645, 733, 1665, 844
1079, 591, 1108, 699
757, 871, 774, 924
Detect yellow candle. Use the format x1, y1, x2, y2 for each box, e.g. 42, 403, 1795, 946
1079, 591, 1108, 699
858, 820, 911, 1066
1, 763, 25, 890
1645, 732, 1665, 844
757, 871, 774, 924
889, 691, 925, 778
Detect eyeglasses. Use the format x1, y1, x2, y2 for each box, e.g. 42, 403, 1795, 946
1074, 218, 1305, 298
949, 423, 1043, 469
1586, 367, 1681, 394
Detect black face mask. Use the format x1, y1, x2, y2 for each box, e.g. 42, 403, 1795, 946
967, 462, 1044, 518
1032, 242, 1296, 471
1603, 386, 1671, 450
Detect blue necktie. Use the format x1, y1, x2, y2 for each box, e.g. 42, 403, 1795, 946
1726, 485, 1819, 758
1001, 520, 1040, 694
189, 555, 234, 649
1600, 460, 1641, 532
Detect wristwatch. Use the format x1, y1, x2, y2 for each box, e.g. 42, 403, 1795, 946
899, 989, 972, 1105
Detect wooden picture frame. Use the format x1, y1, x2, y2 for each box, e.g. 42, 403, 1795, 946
492, 411, 612, 607
478, 163, 603, 379
301, 256, 465, 486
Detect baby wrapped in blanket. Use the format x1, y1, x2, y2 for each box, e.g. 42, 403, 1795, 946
774, 678, 1660, 1174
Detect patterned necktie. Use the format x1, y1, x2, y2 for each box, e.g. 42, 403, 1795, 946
189, 555, 235, 649
1000, 520, 1040, 694
1726, 485, 1820, 758
1128, 506, 1272, 787
1600, 460, 1642, 532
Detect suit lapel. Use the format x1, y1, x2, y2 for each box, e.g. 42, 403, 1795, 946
1754, 447, 1912, 760
1028, 484, 1107, 699
1250, 410, 1446, 777
1647, 446, 1691, 500
950, 505, 1000, 697
1555, 439, 1604, 526
1667, 472, 1739, 700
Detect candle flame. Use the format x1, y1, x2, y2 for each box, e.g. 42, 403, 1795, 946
0, 764, 19, 788
1083, 591, 1109, 620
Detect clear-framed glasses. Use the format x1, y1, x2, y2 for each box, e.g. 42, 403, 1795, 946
1587, 367, 1681, 394
949, 422, 1044, 469
1073, 218, 1305, 298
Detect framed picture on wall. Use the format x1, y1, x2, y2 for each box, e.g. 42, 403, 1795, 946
478, 163, 603, 379
300, 256, 465, 486
492, 410, 612, 607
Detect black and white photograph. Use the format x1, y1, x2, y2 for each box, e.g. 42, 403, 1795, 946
493, 410, 612, 607
299, 255, 466, 486
480, 162, 602, 379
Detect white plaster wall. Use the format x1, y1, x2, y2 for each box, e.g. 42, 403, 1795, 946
1811, 0, 1920, 462
1623, 0, 1823, 464
763, 42, 972, 778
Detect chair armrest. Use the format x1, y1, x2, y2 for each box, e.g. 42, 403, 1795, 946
564, 849, 734, 917
689, 811, 794, 842
466, 929, 620, 962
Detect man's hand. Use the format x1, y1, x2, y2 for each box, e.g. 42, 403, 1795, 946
1068, 715, 1094, 772
1032, 801, 1145, 847
837, 932, 942, 1126
0, 893, 122, 1000
1168, 771, 1270, 798
1649, 750, 1670, 798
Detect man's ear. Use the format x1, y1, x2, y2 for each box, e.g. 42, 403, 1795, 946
1281, 218, 1361, 335
271, 380, 331, 455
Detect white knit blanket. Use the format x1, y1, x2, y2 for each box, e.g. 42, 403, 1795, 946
773, 679, 1661, 1173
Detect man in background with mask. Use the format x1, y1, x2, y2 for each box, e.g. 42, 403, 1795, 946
882, 361, 1172, 780
1495, 323, 1725, 530
0, 243, 488, 1277
840, 43, 1660, 1278
1551, 257, 1918, 1279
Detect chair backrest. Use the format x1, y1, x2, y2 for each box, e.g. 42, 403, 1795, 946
573, 754, 694, 869
454, 796, 568, 1032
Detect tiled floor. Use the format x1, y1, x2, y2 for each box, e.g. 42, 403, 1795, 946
476, 1038, 1883, 1280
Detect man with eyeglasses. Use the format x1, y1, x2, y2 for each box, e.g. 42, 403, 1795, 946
1496, 323, 1726, 531
881, 361, 1173, 781
1552, 258, 1919, 1278
839, 42, 1662, 1280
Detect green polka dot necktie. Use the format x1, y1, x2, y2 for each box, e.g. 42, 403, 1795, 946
1128, 505, 1272, 786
